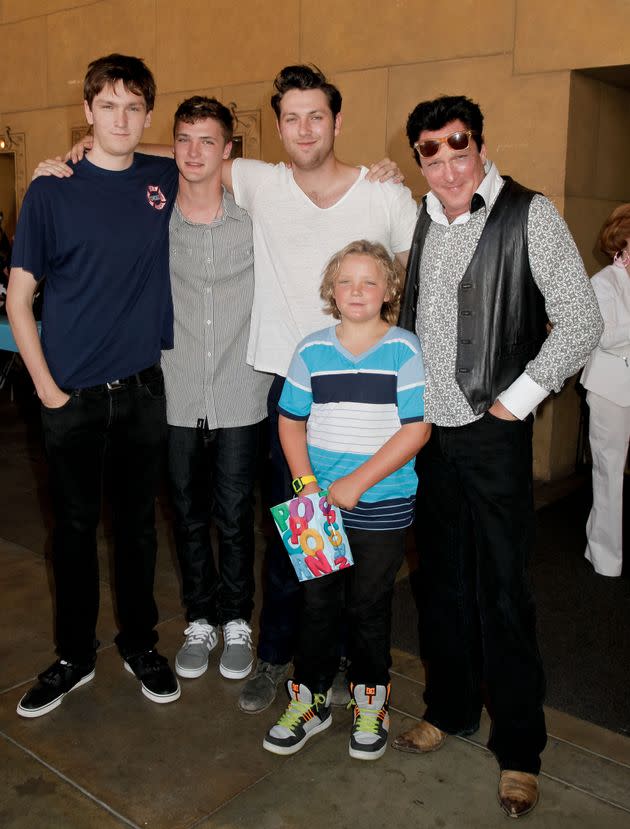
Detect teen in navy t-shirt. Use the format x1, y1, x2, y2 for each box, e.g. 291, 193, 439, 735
7, 54, 182, 717
13, 153, 177, 388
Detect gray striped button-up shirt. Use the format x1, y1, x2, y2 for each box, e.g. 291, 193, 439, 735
162, 190, 272, 429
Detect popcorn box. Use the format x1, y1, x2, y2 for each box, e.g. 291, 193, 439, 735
270, 491, 353, 582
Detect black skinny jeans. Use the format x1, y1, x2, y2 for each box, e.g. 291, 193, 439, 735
168, 423, 259, 625
293, 526, 407, 692
41, 366, 167, 663
417, 413, 547, 774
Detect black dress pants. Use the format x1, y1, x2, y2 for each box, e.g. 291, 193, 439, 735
417, 413, 547, 774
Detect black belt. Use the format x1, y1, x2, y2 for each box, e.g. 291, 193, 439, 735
67, 364, 161, 395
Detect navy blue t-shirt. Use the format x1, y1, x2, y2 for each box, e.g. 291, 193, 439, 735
11, 153, 179, 388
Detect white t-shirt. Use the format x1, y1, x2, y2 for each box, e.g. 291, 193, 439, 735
232, 159, 418, 376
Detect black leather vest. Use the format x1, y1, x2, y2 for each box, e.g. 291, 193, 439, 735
399, 177, 547, 415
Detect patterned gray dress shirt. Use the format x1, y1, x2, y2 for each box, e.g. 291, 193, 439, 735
416, 168, 603, 427
162, 190, 271, 429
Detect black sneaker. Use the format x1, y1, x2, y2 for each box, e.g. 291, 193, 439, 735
123, 650, 180, 704
17, 658, 95, 719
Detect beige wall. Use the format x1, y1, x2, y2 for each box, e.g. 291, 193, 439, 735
565, 73, 630, 277
2, 0, 629, 479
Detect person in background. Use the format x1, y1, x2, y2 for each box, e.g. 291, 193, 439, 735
580, 204, 630, 578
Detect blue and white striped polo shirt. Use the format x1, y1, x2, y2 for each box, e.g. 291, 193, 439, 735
278, 325, 426, 531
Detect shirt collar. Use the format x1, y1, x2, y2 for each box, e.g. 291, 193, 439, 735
425, 160, 503, 226
175, 186, 247, 225
220, 187, 247, 222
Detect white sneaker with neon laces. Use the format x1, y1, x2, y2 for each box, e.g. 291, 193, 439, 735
349, 683, 390, 760
263, 681, 332, 755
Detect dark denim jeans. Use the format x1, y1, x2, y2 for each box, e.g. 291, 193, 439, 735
168, 423, 259, 625
41, 366, 167, 663
256, 374, 302, 665
416, 413, 547, 774
293, 526, 407, 692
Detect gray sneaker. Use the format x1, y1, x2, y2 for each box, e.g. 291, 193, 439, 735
175, 619, 218, 678
238, 659, 290, 713
330, 656, 351, 707
220, 619, 254, 679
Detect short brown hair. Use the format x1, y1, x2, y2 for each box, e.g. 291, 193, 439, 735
84, 54, 156, 111
599, 203, 630, 259
271, 65, 342, 119
320, 240, 403, 325
173, 96, 234, 142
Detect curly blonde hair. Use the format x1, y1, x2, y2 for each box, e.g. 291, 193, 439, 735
320, 240, 404, 325
599, 203, 630, 259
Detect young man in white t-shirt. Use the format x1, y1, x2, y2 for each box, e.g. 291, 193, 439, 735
221, 65, 418, 714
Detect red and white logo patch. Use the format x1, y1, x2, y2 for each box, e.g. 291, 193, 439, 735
146, 185, 166, 210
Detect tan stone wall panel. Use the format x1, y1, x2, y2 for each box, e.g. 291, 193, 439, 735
155, 0, 299, 94
1, 0, 93, 24
514, 0, 630, 74
565, 74, 600, 199
2, 107, 76, 178
222, 81, 284, 162
46, 0, 156, 108
330, 69, 389, 168
549, 378, 583, 479
301, 0, 515, 73
387, 56, 570, 200
594, 84, 630, 202
533, 397, 553, 480
0, 18, 47, 112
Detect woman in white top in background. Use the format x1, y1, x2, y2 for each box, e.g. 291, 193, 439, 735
581, 204, 630, 577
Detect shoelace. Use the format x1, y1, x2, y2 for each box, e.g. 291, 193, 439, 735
278, 693, 327, 731
223, 620, 252, 646
351, 700, 381, 734
183, 621, 214, 645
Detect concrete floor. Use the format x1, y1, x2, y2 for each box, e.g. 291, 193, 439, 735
1, 391, 629, 828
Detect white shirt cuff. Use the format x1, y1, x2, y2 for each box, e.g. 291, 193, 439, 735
497, 372, 549, 420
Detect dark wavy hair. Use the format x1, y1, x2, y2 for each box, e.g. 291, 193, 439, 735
84, 53, 156, 111
406, 95, 484, 165
271, 65, 342, 118
173, 96, 234, 142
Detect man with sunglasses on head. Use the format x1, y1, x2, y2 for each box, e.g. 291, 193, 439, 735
393, 95, 602, 818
